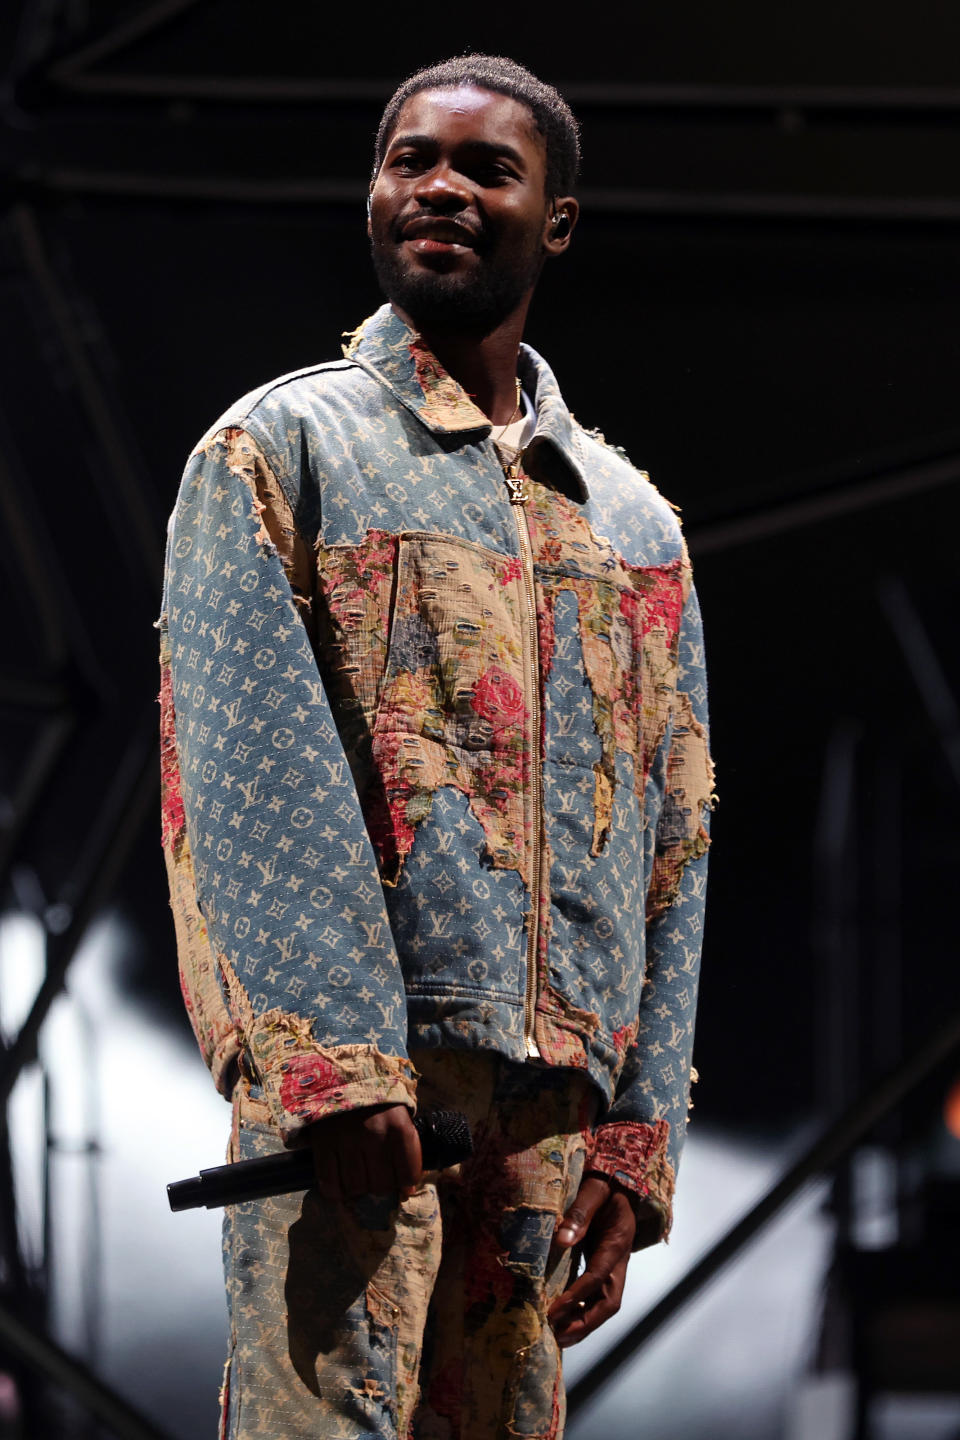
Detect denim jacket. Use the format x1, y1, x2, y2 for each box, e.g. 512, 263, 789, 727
159, 304, 713, 1234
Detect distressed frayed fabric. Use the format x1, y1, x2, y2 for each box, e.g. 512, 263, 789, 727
161, 303, 716, 1435
160, 305, 714, 1231
221, 1051, 595, 1439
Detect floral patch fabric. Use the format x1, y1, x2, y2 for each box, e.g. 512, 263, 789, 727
221, 1052, 594, 1440
160, 303, 713, 1216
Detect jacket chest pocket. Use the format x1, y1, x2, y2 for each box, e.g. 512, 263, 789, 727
378, 532, 527, 752
365, 532, 532, 884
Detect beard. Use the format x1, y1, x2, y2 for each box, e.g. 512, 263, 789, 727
370, 228, 543, 338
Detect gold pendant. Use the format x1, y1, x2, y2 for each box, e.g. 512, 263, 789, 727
505, 463, 528, 505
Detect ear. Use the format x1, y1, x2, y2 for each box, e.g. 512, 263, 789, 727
544, 197, 580, 257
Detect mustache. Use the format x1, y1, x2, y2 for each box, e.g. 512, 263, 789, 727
394, 211, 488, 251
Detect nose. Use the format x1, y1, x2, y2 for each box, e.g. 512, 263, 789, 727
413, 161, 471, 213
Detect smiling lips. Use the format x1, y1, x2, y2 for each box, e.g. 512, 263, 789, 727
399, 217, 480, 253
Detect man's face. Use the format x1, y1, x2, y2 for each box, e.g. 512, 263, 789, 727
369, 86, 553, 335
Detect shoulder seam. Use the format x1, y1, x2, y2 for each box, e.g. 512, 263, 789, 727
192, 359, 361, 457
232, 358, 357, 421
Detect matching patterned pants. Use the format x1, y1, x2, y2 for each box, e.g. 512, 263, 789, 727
220, 1049, 596, 1439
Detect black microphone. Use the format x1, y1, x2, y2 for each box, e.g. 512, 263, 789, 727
167, 1107, 472, 1212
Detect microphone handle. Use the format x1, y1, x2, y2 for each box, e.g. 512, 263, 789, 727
167, 1108, 471, 1212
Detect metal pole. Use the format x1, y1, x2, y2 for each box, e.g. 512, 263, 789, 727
11, 204, 164, 581
0, 1299, 177, 1440
36, 74, 960, 113
0, 714, 158, 1119
690, 455, 960, 556
878, 577, 960, 793
566, 1007, 960, 1420
0, 713, 75, 896
44, 0, 207, 81
0, 439, 67, 668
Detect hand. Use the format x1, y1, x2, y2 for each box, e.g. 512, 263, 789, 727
548, 1175, 637, 1347
307, 1103, 422, 1199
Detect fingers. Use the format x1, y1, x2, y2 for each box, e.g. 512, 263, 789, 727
553, 1174, 611, 1249
308, 1104, 421, 1200
548, 1252, 628, 1347
388, 1109, 423, 1193
548, 1185, 638, 1347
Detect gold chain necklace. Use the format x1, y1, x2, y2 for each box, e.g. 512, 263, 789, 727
491, 378, 523, 445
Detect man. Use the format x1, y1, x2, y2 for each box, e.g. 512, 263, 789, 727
160, 54, 713, 1439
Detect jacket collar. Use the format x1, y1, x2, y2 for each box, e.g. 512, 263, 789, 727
343, 304, 587, 500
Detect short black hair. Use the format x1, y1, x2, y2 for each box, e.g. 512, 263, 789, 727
374, 54, 581, 198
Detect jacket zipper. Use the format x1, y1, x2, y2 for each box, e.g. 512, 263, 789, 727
507, 467, 543, 1060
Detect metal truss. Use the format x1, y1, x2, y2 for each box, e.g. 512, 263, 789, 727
0, 3, 957, 1432
567, 1007, 960, 1418
0, 1297, 176, 1440
0, 164, 164, 1439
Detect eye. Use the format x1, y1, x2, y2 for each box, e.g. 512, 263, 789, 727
391, 151, 426, 174
471, 158, 520, 185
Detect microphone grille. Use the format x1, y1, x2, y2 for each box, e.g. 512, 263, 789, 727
415, 1107, 473, 1169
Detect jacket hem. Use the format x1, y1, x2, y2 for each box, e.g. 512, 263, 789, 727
406, 996, 529, 1065
406, 993, 632, 1113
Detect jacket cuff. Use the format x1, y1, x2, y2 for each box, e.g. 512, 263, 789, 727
589, 1119, 676, 1244
247, 1026, 417, 1144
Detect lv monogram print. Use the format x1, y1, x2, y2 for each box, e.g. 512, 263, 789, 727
161, 304, 713, 1228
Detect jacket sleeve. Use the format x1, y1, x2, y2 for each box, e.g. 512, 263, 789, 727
589, 583, 713, 1240
159, 424, 416, 1143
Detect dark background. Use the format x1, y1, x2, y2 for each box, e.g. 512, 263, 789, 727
1, 3, 959, 1436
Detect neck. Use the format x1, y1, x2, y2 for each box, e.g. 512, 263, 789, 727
392, 299, 531, 425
